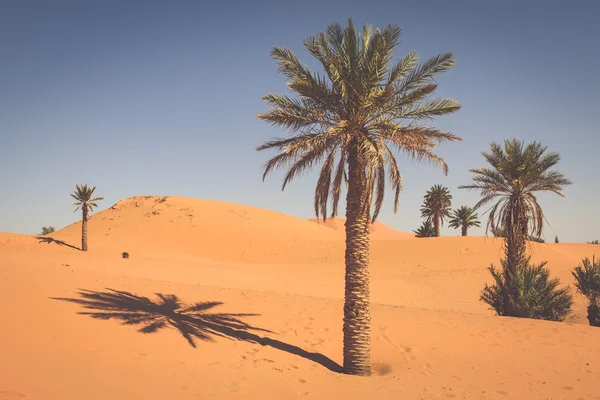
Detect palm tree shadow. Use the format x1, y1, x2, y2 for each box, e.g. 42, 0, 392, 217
37, 236, 80, 251
52, 289, 342, 373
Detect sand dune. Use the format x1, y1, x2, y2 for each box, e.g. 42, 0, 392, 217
1, 195, 599, 399
308, 217, 415, 240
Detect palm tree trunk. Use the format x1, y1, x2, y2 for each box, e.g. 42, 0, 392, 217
462, 225, 467, 236
434, 217, 441, 237
506, 205, 527, 276
81, 208, 88, 251
503, 201, 527, 316
343, 142, 371, 376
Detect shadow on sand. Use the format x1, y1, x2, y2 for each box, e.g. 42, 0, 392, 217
37, 236, 80, 251
52, 288, 342, 373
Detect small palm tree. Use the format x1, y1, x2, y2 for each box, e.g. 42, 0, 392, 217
256, 19, 461, 375
420, 184, 452, 237
571, 257, 600, 326
41, 226, 55, 235
413, 220, 435, 238
459, 139, 571, 276
70, 184, 103, 251
448, 205, 480, 236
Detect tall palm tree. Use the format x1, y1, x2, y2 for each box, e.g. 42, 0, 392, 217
420, 184, 452, 237
459, 139, 571, 275
70, 184, 103, 251
448, 205, 480, 236
256, 19, 461, 375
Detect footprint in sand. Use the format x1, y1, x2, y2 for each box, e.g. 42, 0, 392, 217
379, 327, 417, 361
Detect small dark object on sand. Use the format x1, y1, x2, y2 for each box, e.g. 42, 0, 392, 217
122, 252, 129, 259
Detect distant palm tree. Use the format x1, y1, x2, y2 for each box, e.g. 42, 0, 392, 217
413, 220, 436, 238
459, 139, 571, 276
70, 184, 103, 251
588, 240, 600, 245
448, 206, 480, 236
420, 184, 452, 237
256, 19, 462, 375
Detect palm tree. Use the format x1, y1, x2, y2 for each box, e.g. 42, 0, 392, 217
420, 184, 452, 237
413, 220, 435, 238
256, 19, 461, 375
448, 205, 480, 236
70, 184, 103, 251
459, 139, 571, 276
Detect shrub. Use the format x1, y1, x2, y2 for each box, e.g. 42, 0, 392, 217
481, 258, 573, 321
413, 220, 435, 238
41, 226, 55, 235
571, 257, 600, 327
587, 240, 600, 245
555, 236, 559, 243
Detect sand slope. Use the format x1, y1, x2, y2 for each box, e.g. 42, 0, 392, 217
308, 217, 415, 240
1, 196, 599, 399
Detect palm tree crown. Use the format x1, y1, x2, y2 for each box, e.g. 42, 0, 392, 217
420, 184, 452, 236
257, 19, 461, 222
71, 184, 103, 214
458, 139, 571, 239
256, 19, 461, 376
459, 139, 570, 279
448, 205, 481, 236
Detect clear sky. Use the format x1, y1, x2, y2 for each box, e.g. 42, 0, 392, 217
1, 0, 598, 242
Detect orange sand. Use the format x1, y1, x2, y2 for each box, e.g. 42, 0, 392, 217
0, 195, 598, 399
308, 217, 415, 240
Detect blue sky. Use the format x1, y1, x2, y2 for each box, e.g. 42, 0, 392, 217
1, 0, 598, 242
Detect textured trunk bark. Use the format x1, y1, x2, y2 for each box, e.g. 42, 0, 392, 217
462, 225, 467, 236
81, 207, 88, 251
434, 217, 441, 237
506, 203, 526, 276
343, 142, 371, 376
503, 199, 527, 316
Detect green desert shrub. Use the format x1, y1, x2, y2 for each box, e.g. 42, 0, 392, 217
587, 240, 600, 245
571, 257, 600, 327
481, 258, 573, 321
41, 226, 55, 235
413, 220, 435, 238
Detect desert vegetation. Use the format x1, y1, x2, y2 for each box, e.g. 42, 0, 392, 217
413, 220, 435, 238
256, 18, 462, 375
40, 226, 55, 235
460, 139, 573, 319
571, 257, 600, 326
448, 205, 480, 236
70, 184, 103, 251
